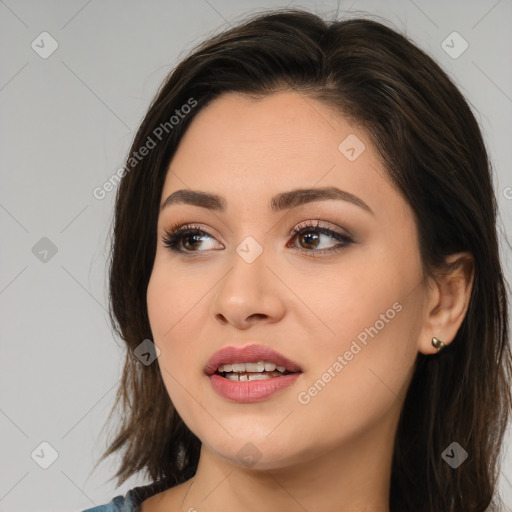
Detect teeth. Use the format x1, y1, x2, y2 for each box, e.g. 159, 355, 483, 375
245, 361, 265, 372
247, 373, 273, 381
224, 372, 274, 382
218, 361, 285, 373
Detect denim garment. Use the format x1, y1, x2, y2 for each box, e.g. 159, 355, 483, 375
81, 476, 181, 512
81, 489, 138, 512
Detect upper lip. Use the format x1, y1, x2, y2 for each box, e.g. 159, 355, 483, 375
204, 344, 303, 375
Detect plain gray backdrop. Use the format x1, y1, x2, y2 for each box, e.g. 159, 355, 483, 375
1, 1, 511, 511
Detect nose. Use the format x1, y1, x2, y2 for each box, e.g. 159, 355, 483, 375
210, 244, 286, 329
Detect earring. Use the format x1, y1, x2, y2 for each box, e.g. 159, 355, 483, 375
432, 336, 447, 352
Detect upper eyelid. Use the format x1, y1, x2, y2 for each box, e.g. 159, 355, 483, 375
163, 220, 348, 237
290, 219, 351, 235
162, 221, 351, 247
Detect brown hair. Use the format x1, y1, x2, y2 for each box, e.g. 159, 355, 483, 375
96, 8, 512, 511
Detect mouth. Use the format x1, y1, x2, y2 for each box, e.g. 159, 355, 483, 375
204, 344, 303, 403
204, 344, 303, 377
215, 361, 298, 381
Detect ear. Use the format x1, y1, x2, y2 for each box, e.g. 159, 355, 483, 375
417, 252, 475, 355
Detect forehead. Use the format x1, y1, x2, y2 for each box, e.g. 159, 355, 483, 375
170, 91, 353, 173
161, 91, 394, 217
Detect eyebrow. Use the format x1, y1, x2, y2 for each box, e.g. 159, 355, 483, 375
160, 186, 374, 215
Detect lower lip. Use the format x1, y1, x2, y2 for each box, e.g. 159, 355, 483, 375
208, 373, 302, 403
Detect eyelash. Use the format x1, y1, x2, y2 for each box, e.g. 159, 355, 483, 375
161, 220, 353, 258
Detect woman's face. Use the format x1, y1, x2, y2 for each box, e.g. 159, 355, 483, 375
147, 90, 429, 470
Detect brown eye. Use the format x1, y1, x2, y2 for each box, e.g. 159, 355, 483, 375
287, 220, 353, 256
162, 224, 222, 254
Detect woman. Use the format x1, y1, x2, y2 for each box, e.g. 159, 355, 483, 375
83, 7, 511, 512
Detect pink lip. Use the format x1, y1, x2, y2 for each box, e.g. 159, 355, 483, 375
208, 373, 301, 403
204, 344, 303, 375
204, 344, 303, 403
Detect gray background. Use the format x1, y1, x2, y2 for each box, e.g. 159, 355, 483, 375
0, 0, 511, 511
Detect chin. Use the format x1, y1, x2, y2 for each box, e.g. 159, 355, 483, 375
204, 433, 311, 472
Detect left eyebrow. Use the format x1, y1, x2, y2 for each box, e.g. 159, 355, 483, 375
160, 186, 374, 216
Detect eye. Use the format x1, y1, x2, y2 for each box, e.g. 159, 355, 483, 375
286, 220, 353, 257
162, 223, 222, 254
161, 220, 353, 257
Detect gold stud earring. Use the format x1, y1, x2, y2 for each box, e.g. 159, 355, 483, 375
432, 336, 447, 352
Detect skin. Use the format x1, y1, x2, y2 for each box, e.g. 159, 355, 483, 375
143, 90, 474, 512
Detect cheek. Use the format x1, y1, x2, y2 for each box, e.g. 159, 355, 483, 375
147, 259, 203, 342
295, 301, 418, 450
147, 271, 190, 421
295, 251, 422, 423
147, 275, 214, 447
146, 261, 209, 399
298, 247, 404, 347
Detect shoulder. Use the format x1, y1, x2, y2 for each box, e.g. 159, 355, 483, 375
81, 489, 138, 512
83, 489, 139, 512
80, 478, 174, 512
